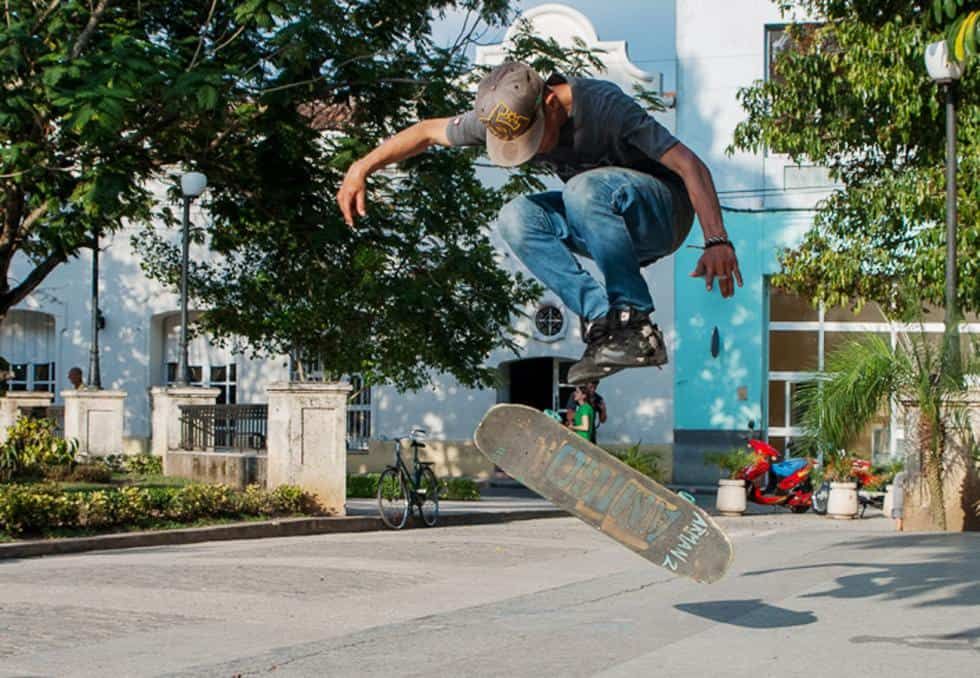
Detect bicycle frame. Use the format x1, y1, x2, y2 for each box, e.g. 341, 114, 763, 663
390, 436, 427, 501
387, 427, 433, 504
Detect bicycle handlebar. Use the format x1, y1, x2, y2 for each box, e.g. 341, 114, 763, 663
381, 428, 428, 447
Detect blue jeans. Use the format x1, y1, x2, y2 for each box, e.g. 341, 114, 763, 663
496, 167, 694, 322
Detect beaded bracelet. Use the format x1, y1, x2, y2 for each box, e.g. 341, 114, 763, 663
704, 238, 735, 252
687, 237, 736, 253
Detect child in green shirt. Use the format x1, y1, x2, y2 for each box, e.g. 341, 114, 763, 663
569, 386, 595, 441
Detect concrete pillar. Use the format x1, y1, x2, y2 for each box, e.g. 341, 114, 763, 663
150, 387, 221, 474
266, 382, 352, 515
61, 389, 127, 456
0, 392, 55, 444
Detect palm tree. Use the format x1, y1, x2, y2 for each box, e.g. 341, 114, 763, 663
795, 331, 978, 530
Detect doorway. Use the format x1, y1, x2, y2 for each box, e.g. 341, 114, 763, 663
496, 357, 573, 487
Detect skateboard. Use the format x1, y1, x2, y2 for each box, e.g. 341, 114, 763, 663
474, 404, 734, 583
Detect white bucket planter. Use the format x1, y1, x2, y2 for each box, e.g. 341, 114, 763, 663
716, 479, 747, 516
826, 482, 858, 519
882, 484, 894, 518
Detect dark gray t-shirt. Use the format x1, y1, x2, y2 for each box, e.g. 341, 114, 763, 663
445, 75, 685, 195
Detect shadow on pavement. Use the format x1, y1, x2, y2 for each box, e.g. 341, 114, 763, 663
741, 532, 980, 608
851, 626, 980, 653
674, 599, 817, 628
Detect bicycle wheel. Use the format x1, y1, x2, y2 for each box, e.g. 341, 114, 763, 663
377, 467, 409, 529
418, 467, 440, 527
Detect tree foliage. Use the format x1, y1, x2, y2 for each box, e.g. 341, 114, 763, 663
732, 1, 980, 316
5, 1, 512, 316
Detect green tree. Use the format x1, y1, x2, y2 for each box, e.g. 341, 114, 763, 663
138, 13, 627, 391
0, 0, 509, 320
730, 1, 979, 316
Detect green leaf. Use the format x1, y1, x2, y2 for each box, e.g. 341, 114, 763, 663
945, 0, 958, 21
42, 66, 68, 88
71, 105, 96, 132
947, 14, 968, 60
964, 11, 979, 57
195, 85, 219, 111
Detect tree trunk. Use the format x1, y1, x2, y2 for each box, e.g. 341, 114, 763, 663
917, 412, 948, 531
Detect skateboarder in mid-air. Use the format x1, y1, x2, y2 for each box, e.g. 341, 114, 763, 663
337, 62, 741, 384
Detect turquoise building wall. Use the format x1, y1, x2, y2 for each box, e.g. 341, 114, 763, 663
671, 210, 811, 483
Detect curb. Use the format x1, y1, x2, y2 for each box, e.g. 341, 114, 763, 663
0, 509, 564, 561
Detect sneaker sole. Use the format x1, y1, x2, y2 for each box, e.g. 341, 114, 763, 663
567, 363, 625, 385
593, 350, 669, 370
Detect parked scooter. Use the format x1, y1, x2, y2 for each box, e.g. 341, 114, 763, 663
736, 425, 814, 513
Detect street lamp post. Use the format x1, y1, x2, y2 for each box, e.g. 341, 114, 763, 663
925, 41, 965, 375
176, 171, 207, 387
87, 227, 102, 389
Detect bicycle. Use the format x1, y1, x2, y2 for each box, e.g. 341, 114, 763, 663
377, 427, 440, 529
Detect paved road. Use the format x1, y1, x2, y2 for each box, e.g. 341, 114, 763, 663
1, 512, 977, 677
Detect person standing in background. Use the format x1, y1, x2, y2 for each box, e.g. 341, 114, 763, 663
568, 386, 595, 441
566, 380, 606, 443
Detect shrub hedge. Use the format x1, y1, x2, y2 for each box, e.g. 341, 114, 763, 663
0, 483, 319, 537
608, 443, 665, 482
97, 454, 164, 476
346, 474, 481, 501
0, 417, 77, 482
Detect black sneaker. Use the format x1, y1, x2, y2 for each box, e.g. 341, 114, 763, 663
567, 315, 624, 385
567, 308, 668, 385
606, 307, 668, 368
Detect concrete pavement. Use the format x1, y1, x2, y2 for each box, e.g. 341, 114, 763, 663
0, 511, 976, 677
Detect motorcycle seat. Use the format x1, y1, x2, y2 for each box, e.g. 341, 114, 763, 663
771, 458, 807, 478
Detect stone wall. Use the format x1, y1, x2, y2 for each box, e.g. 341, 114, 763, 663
165, 451, 267, 489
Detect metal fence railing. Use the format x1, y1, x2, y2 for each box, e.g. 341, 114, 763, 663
347, 408, 371, 451
179, 404, 268, 453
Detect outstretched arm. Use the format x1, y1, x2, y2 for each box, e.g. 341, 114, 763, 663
660, 143, 743, 299
336, 118, 453, 227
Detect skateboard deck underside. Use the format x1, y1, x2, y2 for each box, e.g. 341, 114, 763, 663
474, 404, 733, 583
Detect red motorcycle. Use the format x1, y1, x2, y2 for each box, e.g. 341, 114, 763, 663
736, 437, 814, 513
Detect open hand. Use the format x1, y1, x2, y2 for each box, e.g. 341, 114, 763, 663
336, 163, 368, 227
690, 245, 742, 298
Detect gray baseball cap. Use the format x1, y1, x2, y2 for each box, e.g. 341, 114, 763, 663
474, 62, 546, 167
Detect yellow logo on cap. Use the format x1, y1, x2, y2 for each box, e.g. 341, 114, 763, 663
480, 102, 529, 141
